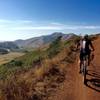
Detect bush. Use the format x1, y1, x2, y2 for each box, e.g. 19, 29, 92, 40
47, 36, 62, 58
10, 60, 23, 66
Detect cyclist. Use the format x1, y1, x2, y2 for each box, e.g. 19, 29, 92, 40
77, 34, 94, 73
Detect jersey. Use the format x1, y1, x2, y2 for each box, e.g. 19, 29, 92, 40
80, 39, 92, 54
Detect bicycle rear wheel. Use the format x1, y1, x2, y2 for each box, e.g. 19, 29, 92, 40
83, 63, 86, 84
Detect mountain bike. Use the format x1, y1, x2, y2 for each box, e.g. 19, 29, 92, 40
81, 51, 94, 84
81, 55, 88, 84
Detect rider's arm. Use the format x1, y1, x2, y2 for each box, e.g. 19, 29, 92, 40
76, 42, 80, 50
90, 40, 95, 51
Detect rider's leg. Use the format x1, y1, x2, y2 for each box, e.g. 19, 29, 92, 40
79, 53, 83, 73
88, 50, 91, 66
80, 60, 83, 73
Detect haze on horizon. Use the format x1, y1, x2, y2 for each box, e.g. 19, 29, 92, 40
0, 0, 100, 41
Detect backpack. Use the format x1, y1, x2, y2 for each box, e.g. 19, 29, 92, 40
80, 40, 86, 53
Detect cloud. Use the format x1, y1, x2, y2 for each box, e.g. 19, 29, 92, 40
0, 19, 32, 24
0, 20, 100, 41
0, 19, 13, 23
12, 26, 63, 30
0, 19, 100, 31
11, 25, 100, 31
50, 22, 64, 26
50, 22, 100, 30
64, 25, 100, 30
81, 26, 100, 29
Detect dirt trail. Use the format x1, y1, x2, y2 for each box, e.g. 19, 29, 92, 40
49, 37, 100, 100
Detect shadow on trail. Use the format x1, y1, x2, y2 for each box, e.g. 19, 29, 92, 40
85, 70, 100, 92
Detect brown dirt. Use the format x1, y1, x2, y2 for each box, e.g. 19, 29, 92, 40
48, 37, 100, 100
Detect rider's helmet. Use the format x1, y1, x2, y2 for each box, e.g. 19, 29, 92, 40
84, 34, 89, 40
80, 34, 85, 40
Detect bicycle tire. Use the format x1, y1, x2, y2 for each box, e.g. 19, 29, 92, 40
83, 64, 86, 84
82, 56, 87, 84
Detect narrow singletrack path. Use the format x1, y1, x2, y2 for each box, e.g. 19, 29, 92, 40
49, 37, 100, 100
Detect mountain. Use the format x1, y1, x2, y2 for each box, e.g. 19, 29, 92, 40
0, 42, 19, 51
14, 32, 76, 48
0, 48, 9, 54
0, 33, 76, 50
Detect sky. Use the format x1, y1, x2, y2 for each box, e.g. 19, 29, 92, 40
0, 0, 100, 41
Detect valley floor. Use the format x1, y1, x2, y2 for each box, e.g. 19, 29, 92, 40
0, 52, 24, 65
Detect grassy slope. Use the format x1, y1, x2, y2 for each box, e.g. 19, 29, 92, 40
0, 36, 78, 100
0, 52, 24, 65
0, 50, 44, 79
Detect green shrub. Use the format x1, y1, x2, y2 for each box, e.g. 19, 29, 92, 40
8, 60, 23, 67
47, 36, 62, 58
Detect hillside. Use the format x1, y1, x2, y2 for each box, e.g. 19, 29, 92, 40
0, 34, 99, 100
0, 42, 19, 52
0, 33, 76, 51
0, 52, 24, 65
14, 32, 75, 48
0, 48, 9, 54
0, 34, 77, 99
49, 34, 100, 100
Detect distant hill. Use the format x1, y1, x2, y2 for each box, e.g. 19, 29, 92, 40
0, 33, 76, 50
0, 48, 9, 54
0, 42, 19, 51
14, 32, 76, 48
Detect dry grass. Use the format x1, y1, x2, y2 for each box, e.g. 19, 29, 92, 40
0, 52, 24, 65
0, 41, 76, 100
